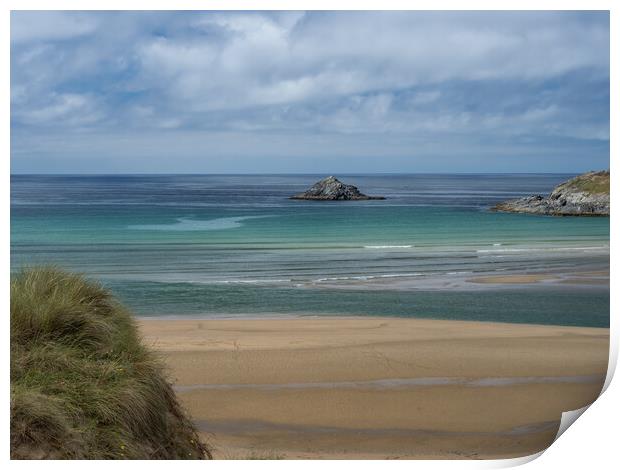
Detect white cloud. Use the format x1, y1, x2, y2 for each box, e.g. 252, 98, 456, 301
9, 11, 610, 172
13, 93, 103, 127
124, 11, 609, 114
11, 11, 98, 44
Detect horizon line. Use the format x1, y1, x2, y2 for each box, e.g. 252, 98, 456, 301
10, 171, 593, 177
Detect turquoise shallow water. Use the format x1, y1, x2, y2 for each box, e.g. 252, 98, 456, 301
10, 174, 609, 326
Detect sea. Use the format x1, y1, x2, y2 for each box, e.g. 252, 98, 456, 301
10, 174, 610, 327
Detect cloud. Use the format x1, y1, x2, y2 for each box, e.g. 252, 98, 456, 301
12, 92, 106, 130
127, 11, 609, 112
11, 11, 99, 44
9, 11, 610, 173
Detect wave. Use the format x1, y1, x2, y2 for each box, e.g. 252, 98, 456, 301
192, 273, 428, 285
128, 215, 272, 231
315, 273, 423, 282
477, 246, 608, 254
364, 245, 413, 249
212, 279, 291, 285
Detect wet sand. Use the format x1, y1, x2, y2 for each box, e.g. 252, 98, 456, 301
467, 272, 609, 286
138, 317, 609, 459
311, 268, 609, 291
467, 274, 559, 284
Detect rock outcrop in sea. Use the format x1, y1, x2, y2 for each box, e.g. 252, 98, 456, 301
491, 170, 609, 216
290, 176, 385, 200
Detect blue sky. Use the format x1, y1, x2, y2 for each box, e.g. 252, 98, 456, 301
10, 11, 609, 174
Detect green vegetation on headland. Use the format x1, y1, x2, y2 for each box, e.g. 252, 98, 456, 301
10, 267, 211, 460
492, 170, 610, 216
555, 170, 610, 195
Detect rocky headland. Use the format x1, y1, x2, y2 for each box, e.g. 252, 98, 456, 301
492, 170, 609, 216
290, 176, 385, 200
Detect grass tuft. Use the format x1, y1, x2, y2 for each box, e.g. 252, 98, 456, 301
11, 267, 212, 460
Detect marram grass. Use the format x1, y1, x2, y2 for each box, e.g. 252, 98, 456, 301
10, 267, 211, 459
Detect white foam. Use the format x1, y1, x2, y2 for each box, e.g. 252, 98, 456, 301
213, 278, 291, 285
477, 246, 608, 254
314, 273, 423, 283
364, 245, 413, 249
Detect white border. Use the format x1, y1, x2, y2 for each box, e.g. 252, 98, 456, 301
2, 1, 616, 468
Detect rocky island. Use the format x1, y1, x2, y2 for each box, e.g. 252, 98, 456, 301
492, 170, 609, 216
290, 176, 385, 200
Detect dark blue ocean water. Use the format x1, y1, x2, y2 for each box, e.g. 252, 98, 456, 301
10, 174, 610, 327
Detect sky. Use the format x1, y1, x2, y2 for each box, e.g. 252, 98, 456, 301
10, 11, 610, 174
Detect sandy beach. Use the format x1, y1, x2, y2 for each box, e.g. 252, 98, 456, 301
138, 316, 609, 459
466, 270, 610, 286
